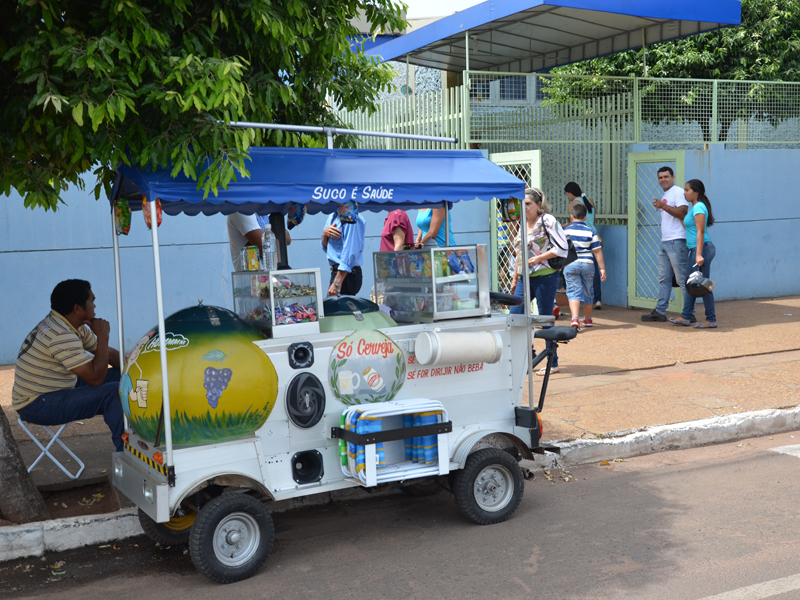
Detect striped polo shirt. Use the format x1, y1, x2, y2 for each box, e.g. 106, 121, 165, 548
12, 311, 98, 410
564, 221, 601, 264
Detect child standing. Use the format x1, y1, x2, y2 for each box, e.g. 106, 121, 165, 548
563, 203, 606, 331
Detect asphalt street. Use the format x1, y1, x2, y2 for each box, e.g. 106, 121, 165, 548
4, 431, 800, 600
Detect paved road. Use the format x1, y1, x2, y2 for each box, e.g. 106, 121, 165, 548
5, 432, 800, 600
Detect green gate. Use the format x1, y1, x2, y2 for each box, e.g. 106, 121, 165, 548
627, 151, 685, 311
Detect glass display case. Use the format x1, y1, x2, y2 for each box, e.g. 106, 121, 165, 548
232, 268, 323, 337
373, 245, 490, 323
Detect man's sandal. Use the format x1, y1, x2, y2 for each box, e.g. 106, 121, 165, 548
535, 367, 560, 376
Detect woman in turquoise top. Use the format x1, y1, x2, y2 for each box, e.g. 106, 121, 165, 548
414, 208, 456, 248
670, 179, 717, 328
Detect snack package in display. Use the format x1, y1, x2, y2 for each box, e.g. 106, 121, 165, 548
142, 196, 162, 229
287, 202, 307, 229
114, 197, 131, 235
336, 201, 359, 223
409, 253, 425, 278
501, 198, 521, 222
457, 250, 475, 273
447, 252, 465, 275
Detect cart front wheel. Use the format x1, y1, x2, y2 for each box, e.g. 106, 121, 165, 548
453, 448, 524, 525
138, 508, 195, 546
189, 494, 274, 583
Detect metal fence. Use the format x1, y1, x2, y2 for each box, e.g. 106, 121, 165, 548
335, 72, 800, 221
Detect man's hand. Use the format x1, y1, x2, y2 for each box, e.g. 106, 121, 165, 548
323, 224, 342, 240
327, 283, 340, 297
652, 199, 667, 210
88, 318, 110, 340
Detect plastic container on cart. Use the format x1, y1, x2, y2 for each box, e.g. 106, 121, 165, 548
374, 244, 490, 323
232, 268, 323, 337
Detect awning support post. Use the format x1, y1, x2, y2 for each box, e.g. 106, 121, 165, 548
520, 195, 535, 413
148, 199, 174, 479
110, 206, 127, 431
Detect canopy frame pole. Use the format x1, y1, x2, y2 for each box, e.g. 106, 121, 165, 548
642, 27, 648, 77
148, 199, 175, 483
520, 195, 535, 412
110, 207, 127, 431
445, 204, 450, 247
229, 122, 457, 144
465, 30, 470, 74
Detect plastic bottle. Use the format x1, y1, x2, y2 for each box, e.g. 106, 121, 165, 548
261, 223, 277, 272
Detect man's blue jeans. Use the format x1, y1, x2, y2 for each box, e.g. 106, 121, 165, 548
681, 241, 717, 323
510, 271, 560, 368
655, 239, 689, 315
17, 368, 124, 452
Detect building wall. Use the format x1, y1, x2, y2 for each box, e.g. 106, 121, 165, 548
598, 145, 800, 307
0, 187, 489, 364
377, 62, 442, 103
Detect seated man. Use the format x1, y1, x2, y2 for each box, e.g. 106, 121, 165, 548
12, 280, 124, 452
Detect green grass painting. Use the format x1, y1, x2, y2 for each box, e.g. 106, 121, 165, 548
128, 405, 273, 448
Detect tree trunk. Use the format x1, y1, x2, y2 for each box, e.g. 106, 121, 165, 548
0, 408, 50, 523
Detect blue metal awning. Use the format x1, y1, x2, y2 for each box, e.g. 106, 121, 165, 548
368, 0, 742, 72
113, 147, 525, 216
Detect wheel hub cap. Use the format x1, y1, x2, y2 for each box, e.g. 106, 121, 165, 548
474, 466, 514, 512
214, 512, 261, 567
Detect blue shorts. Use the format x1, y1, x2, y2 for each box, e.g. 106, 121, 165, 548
563, 261, 595, 305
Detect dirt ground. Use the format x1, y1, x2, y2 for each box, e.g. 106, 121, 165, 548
0, 480, 119, 527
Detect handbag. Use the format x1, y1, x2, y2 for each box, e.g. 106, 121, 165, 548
541, 215, 578, 270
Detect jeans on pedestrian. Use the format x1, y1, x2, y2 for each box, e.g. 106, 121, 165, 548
17, 368, 124, 452
510, 271, 560, 367
563, 261, 594, 305
656, 239, 689, 315
592, 254, 602, 303
681, 241, 717, 323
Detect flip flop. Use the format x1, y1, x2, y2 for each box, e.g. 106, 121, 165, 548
669, 317, 692, 326
694, 322, 718, 329
535, 366, 560, 376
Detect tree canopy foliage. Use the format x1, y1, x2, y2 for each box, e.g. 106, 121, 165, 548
551, 0, 800, 82
0, 0, 405, 210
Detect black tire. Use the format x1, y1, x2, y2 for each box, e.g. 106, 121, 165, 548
138, 508, 195, 546
400, 481, 442, 497
189, 494, 274, 584
453, 448, 524, 525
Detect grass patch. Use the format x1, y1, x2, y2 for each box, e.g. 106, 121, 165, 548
128, 405, 272, 448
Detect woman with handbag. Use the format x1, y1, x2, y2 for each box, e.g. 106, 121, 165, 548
508, 188, 570, 375
669, 179, 717, 328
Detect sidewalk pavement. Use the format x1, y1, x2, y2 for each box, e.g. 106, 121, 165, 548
1, 296, 799, 558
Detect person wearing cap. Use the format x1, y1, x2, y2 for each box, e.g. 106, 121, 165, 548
322, 203, 366, 296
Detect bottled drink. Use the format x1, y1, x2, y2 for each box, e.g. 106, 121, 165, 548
261, 224, 277, 272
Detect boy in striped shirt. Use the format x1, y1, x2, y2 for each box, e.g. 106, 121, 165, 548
563, 203, 607, 331
12, 280, 124, 451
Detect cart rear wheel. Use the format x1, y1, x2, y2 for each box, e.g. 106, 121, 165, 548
453, 448, 524, 525
138, 508, 195, 546
189, 494, 274, 583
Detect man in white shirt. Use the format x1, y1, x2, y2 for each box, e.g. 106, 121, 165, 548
227, 213, 262, 271
227, 213, 291, 271
641, 166, 692, 322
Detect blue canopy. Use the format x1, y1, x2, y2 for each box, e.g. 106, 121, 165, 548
113, 147, 525, 216
368, 0, 742, 72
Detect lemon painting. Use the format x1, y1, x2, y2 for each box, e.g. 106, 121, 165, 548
120, 305, 278, 448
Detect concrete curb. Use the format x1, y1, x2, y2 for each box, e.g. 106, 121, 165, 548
0, 508, 143, 563
533, 405, 800, 470
3, 405, 800, 563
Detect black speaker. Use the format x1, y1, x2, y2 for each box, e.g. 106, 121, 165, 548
285, 372, 325, 429
288, 342, 314, 369
292, 450, 324, 484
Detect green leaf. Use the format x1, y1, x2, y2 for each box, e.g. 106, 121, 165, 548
199, 350, 228, 363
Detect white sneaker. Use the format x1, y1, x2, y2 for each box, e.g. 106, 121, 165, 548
593, 301, 602, 310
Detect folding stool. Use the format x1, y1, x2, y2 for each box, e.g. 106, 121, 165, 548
17, 418, 85, 480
